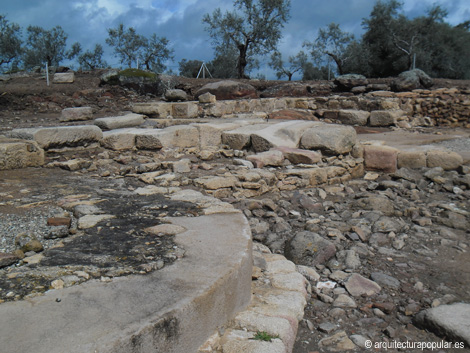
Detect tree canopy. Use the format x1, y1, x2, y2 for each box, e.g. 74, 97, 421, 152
203, 0, 290, 79
23, 25, 68, 68
0, 15, 22, 71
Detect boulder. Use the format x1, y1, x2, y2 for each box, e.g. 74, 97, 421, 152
285, 231, 336, 266
164, 89, 188, 102
195, 80, 258, 100
94, 113, 145, 130
8, 126, 103, 150
60, 107, 93, 122
0, 137, 45, 170
334, 74, 368, 91
413, 303, 470, 346
391, 69, 433, 92
268, 109, 315, 121
300, 124, 357, 155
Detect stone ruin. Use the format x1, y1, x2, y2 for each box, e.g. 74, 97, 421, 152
0, 85, 469, 353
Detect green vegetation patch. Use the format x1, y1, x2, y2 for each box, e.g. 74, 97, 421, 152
252, 331, 280, 342
118, 68, 157, 80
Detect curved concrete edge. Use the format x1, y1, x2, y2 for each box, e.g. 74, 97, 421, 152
198, 243, 311, 353
0, 213, 252, 353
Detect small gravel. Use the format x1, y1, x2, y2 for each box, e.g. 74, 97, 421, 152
0, 205, 73, 253
434, 137, 470, 152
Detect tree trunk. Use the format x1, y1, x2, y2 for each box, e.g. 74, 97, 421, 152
327, 53, 344, 75
237, 44, 249, 79
287, 73, 293, 81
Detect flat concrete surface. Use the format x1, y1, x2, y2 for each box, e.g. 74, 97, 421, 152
0, 213, 252, 353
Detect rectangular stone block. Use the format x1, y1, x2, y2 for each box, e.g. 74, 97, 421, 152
101, 128, 142, 150
53, 72, 74, 83
363, 145, 398, 173
397, 150, 427, 169
338, 110, 370, 126
0, 137, 44, 170
94, 113, 145, 130
8, 126, 103, 150
172, 102, 199, 118
60, 107, 93, 122
133, 102, 172, 117
369, 110, 405, 127
426, 150, 463, 170
135, 125, 199, 150
222, 124, 268, 150
192, 122, 245, 149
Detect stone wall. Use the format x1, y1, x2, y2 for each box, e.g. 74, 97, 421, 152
133, 87, 470, 128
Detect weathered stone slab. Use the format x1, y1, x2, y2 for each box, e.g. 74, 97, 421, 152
369, 110, 405, 127
251, 121, 321, 152
53, 72, 74, 83
94, 113, 145, 130
282, 168, 328, 186
0, 137, 45, 170
194, 176, 238, 190
222, 124, 268, 150
60, 107, 93, 122
300, 124, 357, 155
8, 126, 103, 150
363, 145, 398, 173
268, 109, 315, 121
345, 273, 381, 297
414, 303, 470, 346
135, 125, 199, 150
338, 110, 370, 126
101, 128, 142, 150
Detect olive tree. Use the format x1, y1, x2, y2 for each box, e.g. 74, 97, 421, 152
303, 23, 354, 76
78, 44, 108, 70
23, 25, 68, 68
203, 0, 290, 79
269, 50, 307, 81
139, 34, 174, 73
0, 15, 22, 71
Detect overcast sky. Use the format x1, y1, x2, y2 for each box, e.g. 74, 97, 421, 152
2, 0, 469, 79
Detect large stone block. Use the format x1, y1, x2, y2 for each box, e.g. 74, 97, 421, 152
222, 124, 268, 150
338, 110, 370, 126
132, 102, 172, 117
101, 128, 142, 150
94, 113, 145, 130
172, 102, 199, 118
246, 150, 285, 168
251, 121, 321, 152
0, 137, 45, 170
426, 150, 463, 170
363, 145, 398, 173
192, 122, 245, 149
274, 146, 322, 165
135, 125, 199, 150
397, 150, 427, 169
369, 110, 405, 127
8, 126, 103, 149
60, 107, 93, 122
53, 72, 74, 83
300, 124, 357, 155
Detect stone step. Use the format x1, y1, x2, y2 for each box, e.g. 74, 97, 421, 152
60, 107, 93, 122
94, 113, 145, 130
8, 126, 103, 150
135, 125, 199, 150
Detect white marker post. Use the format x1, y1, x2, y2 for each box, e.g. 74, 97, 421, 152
46, 62, 50, 86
